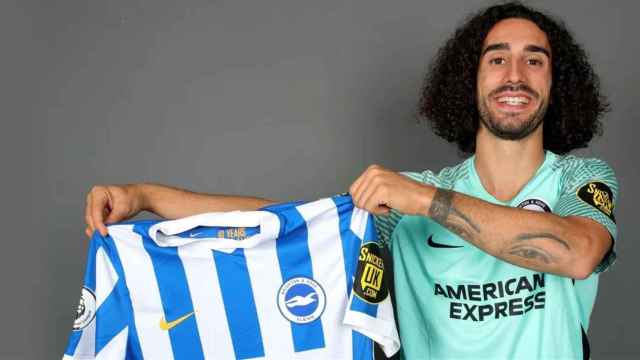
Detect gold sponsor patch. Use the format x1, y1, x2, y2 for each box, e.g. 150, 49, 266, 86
577, 181, 615, 222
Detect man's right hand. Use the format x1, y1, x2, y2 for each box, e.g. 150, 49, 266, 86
85, 184, 144, 237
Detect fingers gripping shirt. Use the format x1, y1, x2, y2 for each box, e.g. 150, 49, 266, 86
373, 151, 619, 360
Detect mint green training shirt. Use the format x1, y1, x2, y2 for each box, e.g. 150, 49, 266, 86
375, 151, 618, 360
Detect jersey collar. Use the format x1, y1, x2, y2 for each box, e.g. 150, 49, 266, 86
467, 150, 556, 206
147, 211, 280, 253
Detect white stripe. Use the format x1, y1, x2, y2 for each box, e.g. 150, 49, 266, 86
95, 247, 118, 308
109, 225, 174, 360
297, 199, 351, 359
344, 296, 400, 357
178, 244, 235, 359
71, 316, 95, 359
375, 296, 400, 356
350, 207, 368, 240
96, 327, 128, 360
244, 214, 296, 359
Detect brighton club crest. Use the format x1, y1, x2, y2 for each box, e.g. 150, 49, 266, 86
277, 277, 326, 324
517, 198, 551, 213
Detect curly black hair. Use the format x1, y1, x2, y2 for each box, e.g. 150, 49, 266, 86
419, 1, 609, 154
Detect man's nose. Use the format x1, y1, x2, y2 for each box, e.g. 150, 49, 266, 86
506, 60, 526, 83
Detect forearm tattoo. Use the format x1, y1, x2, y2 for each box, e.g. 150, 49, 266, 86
428, 188, 571, 268
428, 188, 481, 241
515, 232, 570, 250
505, 232, 570, 265
507, 245, 554, 264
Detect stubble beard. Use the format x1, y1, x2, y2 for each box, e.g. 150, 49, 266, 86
477, 95, 548, 141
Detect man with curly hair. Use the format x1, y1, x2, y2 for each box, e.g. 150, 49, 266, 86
85, 2, 617, 359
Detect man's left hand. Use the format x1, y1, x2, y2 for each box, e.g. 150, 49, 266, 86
349, 164, 433, 216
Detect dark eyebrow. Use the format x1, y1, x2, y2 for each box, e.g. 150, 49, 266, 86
482, 43, 509, 56
524, 44, 551, 58
481, 43, 551, 59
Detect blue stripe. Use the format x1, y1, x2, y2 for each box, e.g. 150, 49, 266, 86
270, 206, 326, 352
64, 331, 82, 356
259, 199, 305, 212
213, 248, 265, 359
103, 232, 144, 359
85, 231, 101, 291
140, 225, 205, 360
352, 331, 374, 360
350, 294, 378, 317
94, 279, 129, 353
332, 197, 361, 298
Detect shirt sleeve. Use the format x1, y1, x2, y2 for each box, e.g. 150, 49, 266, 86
63, 231, 130, 359
344, 208, 401, 358
555, 158, 619, 273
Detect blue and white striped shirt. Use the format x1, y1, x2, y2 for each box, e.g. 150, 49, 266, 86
63, 195, 400, 359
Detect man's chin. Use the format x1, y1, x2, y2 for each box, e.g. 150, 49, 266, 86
481, 114, 542, 141
488, 127, 532, 141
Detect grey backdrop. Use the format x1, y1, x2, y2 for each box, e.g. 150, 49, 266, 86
3, 0, 638, 358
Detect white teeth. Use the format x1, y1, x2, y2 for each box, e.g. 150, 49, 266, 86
497, 96, 529, 105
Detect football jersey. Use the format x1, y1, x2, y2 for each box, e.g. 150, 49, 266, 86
375, 151, 618, 360
64, 195, 400, 359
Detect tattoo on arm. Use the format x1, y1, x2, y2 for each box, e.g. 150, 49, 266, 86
505, 232, 570, 265
515, 232, 570, 250
428, 188, 454, 222
507, 245, 554, 264
427, 187, 569, 268
428, 188, 481, 241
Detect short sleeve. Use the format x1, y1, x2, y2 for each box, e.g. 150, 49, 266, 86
345, 208, 400, 358
63, 230, 129, 359
555, 159, 619, 273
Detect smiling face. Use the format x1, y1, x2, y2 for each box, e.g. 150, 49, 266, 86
476, 18, 552, 141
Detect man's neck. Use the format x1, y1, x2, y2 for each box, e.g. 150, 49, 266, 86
474, 127, 546, 202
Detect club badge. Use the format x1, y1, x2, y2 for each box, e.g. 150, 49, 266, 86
277, 277, 326, 324
517, 198, 551, 213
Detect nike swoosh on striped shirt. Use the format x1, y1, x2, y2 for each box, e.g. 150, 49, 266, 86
159, 311, 196, 331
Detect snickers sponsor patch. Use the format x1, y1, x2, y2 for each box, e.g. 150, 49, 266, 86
354, 243, 388, 304
577, 181, 615, 222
